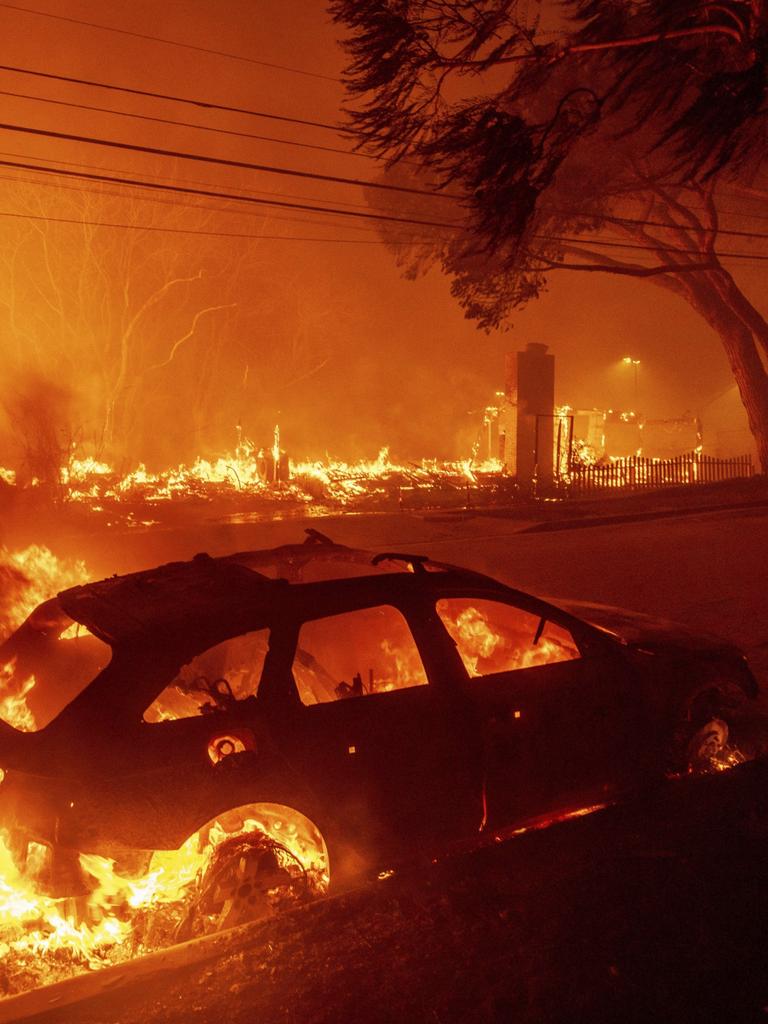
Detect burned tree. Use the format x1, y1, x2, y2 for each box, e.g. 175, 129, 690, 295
331, 1, 768, 469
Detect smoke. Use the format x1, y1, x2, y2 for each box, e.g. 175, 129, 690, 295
1, 373, 75, 489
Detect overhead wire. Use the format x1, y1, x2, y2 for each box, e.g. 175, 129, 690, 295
10, 156, 768, 246
539, 232, 768, 261
0, 169, 397, 237
0, 3, 338, 81
0, 119, 461, 201
0, 175, 765, 262
0, 87, 373, 160
0, 63, 343, 132
596, 211, 768, 243
0, 207, 434, 245
0, 148, 378, 211
0, 156, 461, 231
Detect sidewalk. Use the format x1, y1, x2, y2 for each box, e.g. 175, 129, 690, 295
432, 474, 768, 533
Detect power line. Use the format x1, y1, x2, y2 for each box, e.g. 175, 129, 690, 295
14, 141, 765, 228
0, 157, 460, 231
0, 87, 369, 160
0, 120, 459, 201
0, 63, 342, 132
0, 153, 764, 258
4, 140, 765, 229
0, 204, 765, 263
0, 3, 337, 82
0, 148, 376, 211
0, 166, 765, 262
0, 206, 431, 244
559, 211, 768, 243
0, 169, 392, 237
19, 158, 768, 246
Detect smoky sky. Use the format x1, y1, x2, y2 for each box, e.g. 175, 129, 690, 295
0, 0, 760, 467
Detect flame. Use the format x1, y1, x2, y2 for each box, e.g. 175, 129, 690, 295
439, 602, 579, 677
0, 545, 89, 640
0, 659, 36, 732
0, 805, 327, 994
1, 433, 507, 520
0, 546, 91, 732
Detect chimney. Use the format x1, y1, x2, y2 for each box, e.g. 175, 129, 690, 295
512, 343, 555, 491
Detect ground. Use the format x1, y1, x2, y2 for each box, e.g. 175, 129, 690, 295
2, 498, 768, 1023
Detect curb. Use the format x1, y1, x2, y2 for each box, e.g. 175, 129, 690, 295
519, 498, 768, 534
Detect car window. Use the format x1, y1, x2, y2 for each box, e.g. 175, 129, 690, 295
436, 597, 579, 678
292, 605, 427, 705
0, 618, 111, 732
143, 628, 269, 722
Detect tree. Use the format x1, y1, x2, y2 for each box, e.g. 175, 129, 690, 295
0, 176, 340, 475
331, 1, 768, 469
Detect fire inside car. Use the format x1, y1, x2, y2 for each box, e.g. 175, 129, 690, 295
0, 536, 760, 996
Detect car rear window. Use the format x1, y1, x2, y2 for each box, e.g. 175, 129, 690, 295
144, 628, 269, 722
436, 597, 579, 678
0, 617, 112, 732
292, 605, 427, 705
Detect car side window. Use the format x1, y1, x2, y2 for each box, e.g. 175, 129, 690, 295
436, 598, 580, 678
292, 605, 427, 705
143, 629, 269, 722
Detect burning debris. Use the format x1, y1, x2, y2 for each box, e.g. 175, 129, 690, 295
0, 419, 512, 527
0, 806, 326, 996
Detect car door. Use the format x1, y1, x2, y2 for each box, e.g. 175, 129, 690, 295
284, 600, 484, 862
433, 593, 643, 826
126, 625, 283, 850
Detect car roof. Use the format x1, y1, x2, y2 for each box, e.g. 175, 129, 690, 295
56, 536, 504, 646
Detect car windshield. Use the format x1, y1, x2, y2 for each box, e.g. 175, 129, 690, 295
0, 601, 112, 732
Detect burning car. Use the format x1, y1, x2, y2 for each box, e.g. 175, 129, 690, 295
0, 532, 761, 936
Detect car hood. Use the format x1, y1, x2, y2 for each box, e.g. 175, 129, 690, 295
551, 598, 737, 656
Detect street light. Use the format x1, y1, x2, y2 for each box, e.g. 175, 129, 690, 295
622, 356, 640, 410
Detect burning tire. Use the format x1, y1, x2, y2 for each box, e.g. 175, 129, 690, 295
172, 804, 328, 941
678, 684, 768, 775
685, 717, 745, 774
176, 830, 308, 939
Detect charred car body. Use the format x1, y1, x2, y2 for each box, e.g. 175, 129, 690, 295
0, 534, 761, 897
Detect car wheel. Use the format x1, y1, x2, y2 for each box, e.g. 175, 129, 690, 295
175, 829, 307, 940
685, 716, 746, 774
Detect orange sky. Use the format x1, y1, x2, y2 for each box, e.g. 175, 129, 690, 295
0, 0, 761, 463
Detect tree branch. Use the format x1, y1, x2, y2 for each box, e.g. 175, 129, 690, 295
147, 304, 236, 373
529, 249, 715, 277
545, 23, 745, 64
